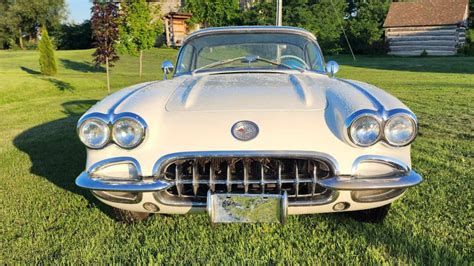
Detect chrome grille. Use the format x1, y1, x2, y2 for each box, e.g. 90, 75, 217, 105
160, 157, 335, 205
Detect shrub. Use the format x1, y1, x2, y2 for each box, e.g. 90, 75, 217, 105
38, 27, 57, 76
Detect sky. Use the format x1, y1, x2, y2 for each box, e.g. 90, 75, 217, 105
66, 0, 92, 24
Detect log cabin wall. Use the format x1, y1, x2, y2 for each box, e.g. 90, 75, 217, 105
385, 25, 466, 56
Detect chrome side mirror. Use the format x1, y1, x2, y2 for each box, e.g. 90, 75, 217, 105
326, 61, 339, 78
161, 60, 174, 80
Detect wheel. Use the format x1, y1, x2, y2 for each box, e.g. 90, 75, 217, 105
350, 204, 391, 223
112, 207, 150, 224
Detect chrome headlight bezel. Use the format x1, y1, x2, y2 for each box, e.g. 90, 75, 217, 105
77, 118, 111, 149
112, 116, 146, 149
347, 114, 382, 147
383, 113, 418, 147
77, 113, 147, 150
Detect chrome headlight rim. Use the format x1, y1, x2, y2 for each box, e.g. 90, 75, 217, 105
111, 115, 147, 149
383, 113, 418, 147
347, 113, 382, 147
77, 117, 111, 149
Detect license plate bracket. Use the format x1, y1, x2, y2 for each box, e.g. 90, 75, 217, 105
207, 191, 288, 224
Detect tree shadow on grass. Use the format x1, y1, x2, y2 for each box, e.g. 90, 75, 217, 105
20, 66, 41, 75
12, 100, 115, 217
20, 66, 75, 91
60, 58, 105, 73
45, 78, 75, 92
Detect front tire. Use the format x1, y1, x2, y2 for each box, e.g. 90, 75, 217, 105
350, 204, 391, 223
112, 208, 150, 224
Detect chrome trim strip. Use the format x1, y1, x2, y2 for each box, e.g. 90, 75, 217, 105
183, 26, 317, 44
351, 155, 410, 177
152, 150, 341, 176
76, 171, 172, 192
87, 157, 142, 176
92, 190, 142, 204
317, 170, 422, 191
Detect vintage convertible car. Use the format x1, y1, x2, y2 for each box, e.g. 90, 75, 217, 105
76, 26, 422, 224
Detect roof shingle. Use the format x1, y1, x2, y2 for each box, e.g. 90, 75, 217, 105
383, 0, 469, 27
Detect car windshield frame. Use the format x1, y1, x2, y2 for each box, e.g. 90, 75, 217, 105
173, 30, 327, 77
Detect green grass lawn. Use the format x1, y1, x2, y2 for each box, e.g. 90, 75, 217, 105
0, 48, 472, 264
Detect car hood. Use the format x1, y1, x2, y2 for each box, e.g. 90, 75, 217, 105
165, 73, 327, 112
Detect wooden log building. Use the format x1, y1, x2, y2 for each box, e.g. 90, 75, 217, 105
384, 0, 470, 56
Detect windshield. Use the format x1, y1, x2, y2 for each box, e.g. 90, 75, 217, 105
175, 32, 325, 75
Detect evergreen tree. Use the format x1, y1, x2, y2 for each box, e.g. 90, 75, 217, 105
38, 27, 57, 76
116, 0, 162, 77
91, 2, 120, 94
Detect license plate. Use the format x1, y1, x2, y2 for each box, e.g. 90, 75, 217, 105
207, 191, 288, 224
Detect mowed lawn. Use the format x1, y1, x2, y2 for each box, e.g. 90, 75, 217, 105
0, 48, 472, 264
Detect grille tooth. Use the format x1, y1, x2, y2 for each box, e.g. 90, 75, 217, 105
175, 164, 183, 197
192, 161, 199, 196
294, 161, 299, 197
311, 161, 317, 196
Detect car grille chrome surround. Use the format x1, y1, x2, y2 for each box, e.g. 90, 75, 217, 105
152, 151, 339, 207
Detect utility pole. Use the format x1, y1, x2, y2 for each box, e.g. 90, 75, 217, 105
276, 0, 282, 26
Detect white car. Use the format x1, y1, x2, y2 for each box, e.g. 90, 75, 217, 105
76, 26, 422, 224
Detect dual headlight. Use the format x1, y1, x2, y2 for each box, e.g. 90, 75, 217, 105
348, 113, 417, 147
78, 115, 146, 149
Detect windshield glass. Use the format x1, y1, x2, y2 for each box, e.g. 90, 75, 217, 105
175, 33, 325, 75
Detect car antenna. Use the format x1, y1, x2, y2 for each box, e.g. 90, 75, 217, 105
330, 0, 357, 62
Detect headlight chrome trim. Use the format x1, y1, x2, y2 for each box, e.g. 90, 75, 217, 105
77, 112, 148, 150
345, 110, 383, 148
383, 111, 418, 147
77, 117, 111, 149
111, 114, 147, 149
345, 109, 418, 148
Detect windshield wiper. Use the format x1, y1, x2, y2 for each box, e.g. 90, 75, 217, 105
192, 55, 303, 74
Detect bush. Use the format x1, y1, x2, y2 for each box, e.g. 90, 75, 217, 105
38, 27, 57, 76
459, 29, 474, 56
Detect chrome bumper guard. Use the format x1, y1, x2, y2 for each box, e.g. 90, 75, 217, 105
75, 170, 422, 192
75, 172, 172, 192
318, 170, 422, 191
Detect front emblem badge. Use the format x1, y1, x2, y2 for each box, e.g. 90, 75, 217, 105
231, 121, 259, 141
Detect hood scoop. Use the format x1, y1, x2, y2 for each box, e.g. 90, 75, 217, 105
166, 73, 326, 112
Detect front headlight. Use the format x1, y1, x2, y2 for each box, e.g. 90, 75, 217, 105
112, 118, 145, 149
349, 115, 381, 147
78, 118, 110, 149
384, 114, 417, 147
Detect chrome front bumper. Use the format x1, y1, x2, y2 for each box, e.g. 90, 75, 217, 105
76, 169, 422, 192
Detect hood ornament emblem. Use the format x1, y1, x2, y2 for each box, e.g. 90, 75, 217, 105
231, 121, 259, 141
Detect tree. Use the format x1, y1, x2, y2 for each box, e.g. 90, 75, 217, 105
116, 0, 161, 77
38, 26, 57, 75
183, 0, 240, 27
344, 0, 391, 54
54, 21, 93, 50
0, 0, 66, 49
284, 0, 347, 54
91, 2, 120, 94
240, 0, 276, 25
